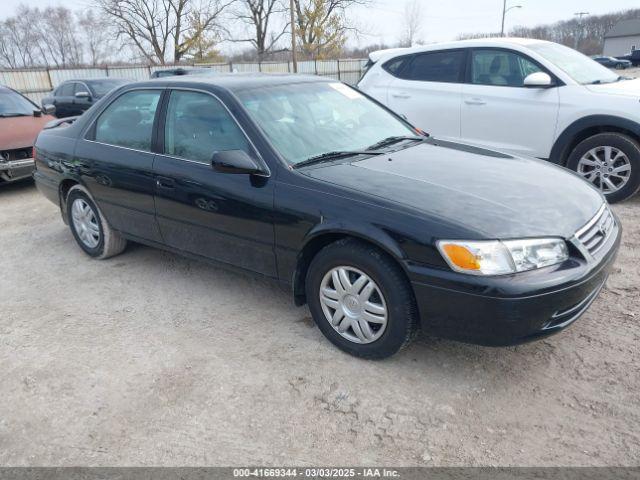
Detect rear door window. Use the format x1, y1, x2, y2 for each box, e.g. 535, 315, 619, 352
401, 51, 466, 83
94, 90, 161, 151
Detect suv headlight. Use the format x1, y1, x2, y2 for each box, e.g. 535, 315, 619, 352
436, 238, 569, 276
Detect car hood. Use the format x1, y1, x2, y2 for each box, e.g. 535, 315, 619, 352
0, 115, 55, 150
302, 141, 603, 239
585, 77, 640, 97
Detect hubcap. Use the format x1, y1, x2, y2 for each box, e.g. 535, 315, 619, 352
319, 266, 388, 344
71, 198, 100, 248
577, 146, 631, 194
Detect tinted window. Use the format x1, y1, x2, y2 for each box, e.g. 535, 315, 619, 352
95, 90, 160, 151
402, 51, 465, 82
164, 90, 249, 163
471, 50, 543, 87
58, 83, 75, 96
383, 56, 409, 76
73, 83, 86, 94
90, 79, 128, 96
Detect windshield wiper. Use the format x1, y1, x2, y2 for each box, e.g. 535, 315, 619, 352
0, 113, 30, 117
292, 150, 383, 169
365, 135, 426, 151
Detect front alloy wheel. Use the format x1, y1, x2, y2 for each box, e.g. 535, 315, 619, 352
576, 146, 631, 195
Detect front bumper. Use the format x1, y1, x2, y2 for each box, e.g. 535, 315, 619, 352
0, 157, 35, 181
408, 220, 622, 346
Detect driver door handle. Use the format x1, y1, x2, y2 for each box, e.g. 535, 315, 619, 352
465, 98, 487, 105
391, 92, 411, 99
156, 176, 175, 190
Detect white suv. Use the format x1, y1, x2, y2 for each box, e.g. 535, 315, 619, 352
358, 38, 640, 203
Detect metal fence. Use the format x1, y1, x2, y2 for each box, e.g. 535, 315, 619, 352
0, 59, 367, 105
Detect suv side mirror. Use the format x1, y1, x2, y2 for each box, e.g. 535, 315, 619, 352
75, 91, 91, 99
42, 104, 56, 115
524, 72, 554, 88
212, 150, 264, 175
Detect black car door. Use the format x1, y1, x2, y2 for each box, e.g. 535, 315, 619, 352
153, 88, 277, 277
54, 82, 75, 118
72, 82, 93, 115
73, 88, 164, 242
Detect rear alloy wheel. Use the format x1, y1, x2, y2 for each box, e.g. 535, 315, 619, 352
306, 238, 418, 359
567, 133, 640, 203
66, 185, 127, 259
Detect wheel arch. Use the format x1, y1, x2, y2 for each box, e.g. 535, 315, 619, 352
291, 222, 409, 306
550, 115, 640, 166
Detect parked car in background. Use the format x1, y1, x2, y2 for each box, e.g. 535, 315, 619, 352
617, 50, 640, 66
150, 67, 213, 78
0, 86, 55, 184
358, 38, 640, 203
33, 75, 620, 359
41, 78, 129, 118
592, 56, 631, 69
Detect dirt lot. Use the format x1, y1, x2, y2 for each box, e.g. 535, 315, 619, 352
0, 181, 638, 466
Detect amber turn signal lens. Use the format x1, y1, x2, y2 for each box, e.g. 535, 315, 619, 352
441, 244, 481, 271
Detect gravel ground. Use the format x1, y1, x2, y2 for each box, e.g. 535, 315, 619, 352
0, 180, 639, 467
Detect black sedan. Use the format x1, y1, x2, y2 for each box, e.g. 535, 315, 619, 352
592, 56, 632, 69
33, 74, 620, 359
41, 78, 130, 118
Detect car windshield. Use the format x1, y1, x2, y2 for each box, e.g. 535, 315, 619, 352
90, 79, 128, 96
237, 82, 417, 165
528, 42, 620, 85
0, 89, 37, 116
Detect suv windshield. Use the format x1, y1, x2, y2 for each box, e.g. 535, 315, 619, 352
237, 82, 417, 165
528, 42, 620, 85
0, 89, 37, 117
90, 79, 128, 97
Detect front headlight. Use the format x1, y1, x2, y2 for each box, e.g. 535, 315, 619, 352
437, 238, 569, 276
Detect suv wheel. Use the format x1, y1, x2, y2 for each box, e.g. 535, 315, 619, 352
66, 185, 127, 259
567, 132, 640, 203
305, 238, 418, 359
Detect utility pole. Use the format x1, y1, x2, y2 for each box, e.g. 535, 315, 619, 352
501, 0, 522, 37
289, 0, 298, 73
574, 12, 590, 50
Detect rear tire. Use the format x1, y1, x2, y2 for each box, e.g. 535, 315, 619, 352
305, 238, 418, 359
566, 132, 640, 203
66, 185, 127, 259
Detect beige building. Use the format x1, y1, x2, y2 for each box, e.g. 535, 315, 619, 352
603, 19, 640, 56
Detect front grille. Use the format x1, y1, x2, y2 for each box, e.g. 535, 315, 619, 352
0, 147, 32, 162
576, 204, 615, 256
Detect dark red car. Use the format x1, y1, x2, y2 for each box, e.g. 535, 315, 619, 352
0, 86, 55, 184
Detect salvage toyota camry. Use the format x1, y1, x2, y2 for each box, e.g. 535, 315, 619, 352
33, 74, 621, 359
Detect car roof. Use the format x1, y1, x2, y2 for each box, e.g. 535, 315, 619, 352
61, 78, 128, 83
147, 73, 333, 92
369, 37, 554, 62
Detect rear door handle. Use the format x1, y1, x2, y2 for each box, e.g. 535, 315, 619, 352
156, 176, 175, 189
465, 98, 487, 105
391, 92, 411, 99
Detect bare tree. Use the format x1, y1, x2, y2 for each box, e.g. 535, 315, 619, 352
398, 0, 423, 48
292, 0, 366, 59
37, 7, 84, 67
77, 10, 113, 66
96, 0, 233, 64
233, 0, 288, 58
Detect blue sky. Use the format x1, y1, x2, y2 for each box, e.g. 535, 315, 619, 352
3, 0, 639, 50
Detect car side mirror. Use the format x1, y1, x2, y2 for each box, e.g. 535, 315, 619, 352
211, 150, 264, 175
42, 104, 56, 115
75, 91, 91, 99
524, 72, 554, 88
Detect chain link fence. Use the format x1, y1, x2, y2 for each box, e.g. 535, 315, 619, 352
0, 59, 367, 105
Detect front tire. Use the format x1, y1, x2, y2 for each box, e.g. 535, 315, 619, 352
305, 238, 418, 359
566, 133, 640, 203
66, 185, 127, 259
